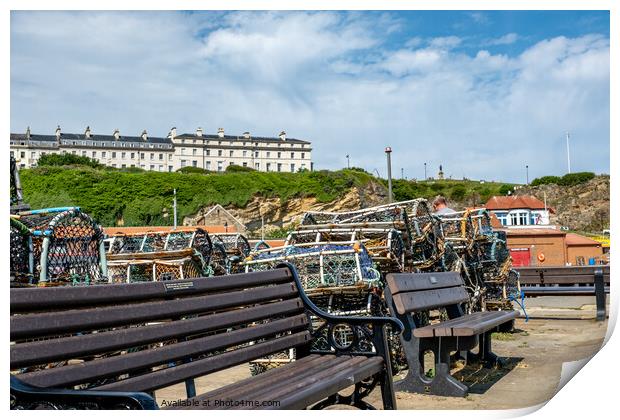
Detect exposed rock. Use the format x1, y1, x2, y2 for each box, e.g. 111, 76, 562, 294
515, 175, 610, 232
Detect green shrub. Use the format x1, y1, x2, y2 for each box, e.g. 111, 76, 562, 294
530, 176, 561, 186
499, 184, 513, 195
450, 185, 467, 201
176, 166, 213, 174
225, 164, 255, 173
37, 153, 105, 169
559, 172, 595, 186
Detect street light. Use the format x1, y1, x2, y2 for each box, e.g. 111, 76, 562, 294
526, 165, 529, 185
424, 162, 427, 180
346, 154, 350, 169
385, 147, 393, 203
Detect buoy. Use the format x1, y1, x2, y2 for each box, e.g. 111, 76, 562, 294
537, 252, 545, 262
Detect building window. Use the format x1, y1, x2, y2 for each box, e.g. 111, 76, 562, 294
277, 152, 281, 158
192, 160, 198, 167
229, 150, 234, 157
181, 160, 186, 167
150, 153, 155, 160
122, 152, 126, 159
495, 212, 508, 226
301, 153, 305, 159
150, 165, 155, 170
31, 151, 36, 158
290, 163, 296, 172
168, 165, 173, 172
112, 164, 117, 168
510, 213, 518, 226
121, 164, 126, 169
159, 165, 163, 171
181, 148, 186, 155
243, 150, 247, 157
266, 163, 271, 171
193, 149, 197, 156
229, 161, 234, 167
277, 163, 282, 172
206, 161, 211, 170
82, 151, 87, 157
266, 151, 271, 158
159, 153, 163, 160
255, 162, 260, 170
206, 149, 211, 156
291, 152, 294, 159
254, 151, 259, 158
217, 161, 223, 172
131, 152, 135, 159
242, 162, 247, 167
518, 212, 528, 226
112, 152, 117, 158
218, 150, 223, 157
20, 151, 25, 158
92, 151, 96, 158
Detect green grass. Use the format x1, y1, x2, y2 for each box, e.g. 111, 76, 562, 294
19, 166, 376, 227
491, 332, 516, 341
391, 178, 517, 205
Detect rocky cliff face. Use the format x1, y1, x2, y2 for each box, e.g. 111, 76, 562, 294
186, 180, 388, 233
515, 175, 610, 232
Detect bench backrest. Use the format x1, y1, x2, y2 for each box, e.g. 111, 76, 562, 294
385, 272, 469, 315
10, 268, 311, 394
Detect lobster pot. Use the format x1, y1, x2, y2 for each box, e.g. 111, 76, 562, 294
469, 208, 494, 238
10, 218, 31, 285
108, 228, 213, 265
211, 233, 251, 257
107, 257, 203, 283
245, 243, 380, 291
286, 228, 405, 272
17, 208, 106, 285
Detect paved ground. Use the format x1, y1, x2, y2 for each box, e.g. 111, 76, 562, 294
155, 295, 609, 410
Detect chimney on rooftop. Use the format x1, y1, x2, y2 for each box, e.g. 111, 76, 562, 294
196, 127, 203, 137
243, 131, 250, 139
217, 128, 225, 138
279, 131, 286, 141
113, 129, 120, 140
169, 127, 177, 139
26, 126, 31, 140
84, 126, 92, 139
141, 130, 148, 141
55, 125, 61, 141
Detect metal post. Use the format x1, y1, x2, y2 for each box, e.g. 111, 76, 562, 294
401, 167, 404, 179
173, 188, 177, 229
566, 132, 571, 174
346, 154, 350, 169
424, 162, 427, 180
385, 147, 393, 203
526, 165, 529, 185
594, 268, 606, 321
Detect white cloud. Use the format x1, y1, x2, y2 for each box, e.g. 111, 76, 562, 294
487, 33, 519, 46
10, 11, 610, 182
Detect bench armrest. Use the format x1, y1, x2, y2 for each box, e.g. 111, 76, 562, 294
277, 262, 404, 333
10, 376, 158, 410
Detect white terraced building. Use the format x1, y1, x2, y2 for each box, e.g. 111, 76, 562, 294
10, 126, 313, 173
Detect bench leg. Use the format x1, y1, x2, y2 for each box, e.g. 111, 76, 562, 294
477, 332, 501, 368
310, 378, 380, 410
395, 340, 469, 397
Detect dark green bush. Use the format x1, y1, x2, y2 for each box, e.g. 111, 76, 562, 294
225, 164, 255, 173
559, 172, 595, 186
499, 184, 513, 195
530, 176, 561, 186
176, 166, 213, 174
37, 153, 105, 169
450, 185, 467, 201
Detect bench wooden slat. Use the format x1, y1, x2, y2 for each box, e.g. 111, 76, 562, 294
92, 331, 311, 393
519, 274, 610, 284
11, 298, 305, 369
10, 268, 293, 312
392, 286, 469, 314
17, 315, 309, 389
386, 272, 463, 294
11, 282, 297, 340
412, 311, 516, 337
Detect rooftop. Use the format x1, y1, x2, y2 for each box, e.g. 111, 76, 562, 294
485, 195, 555, 213
565, 233, 602, 246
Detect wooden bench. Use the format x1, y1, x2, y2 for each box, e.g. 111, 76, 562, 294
384, 271, 517, 397
517, 265, 610, 321
10, 263, 403, 410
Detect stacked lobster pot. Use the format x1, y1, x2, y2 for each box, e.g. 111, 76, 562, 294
210, 233, 251, 273
10, 207, 107, 287
105, 227, 218, 282
437, 208, 520, 310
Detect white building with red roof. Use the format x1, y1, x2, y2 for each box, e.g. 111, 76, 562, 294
485, 195, 555, 228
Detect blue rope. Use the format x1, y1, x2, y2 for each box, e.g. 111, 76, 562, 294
509, 290, 529, 322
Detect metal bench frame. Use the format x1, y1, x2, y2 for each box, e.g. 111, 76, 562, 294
384, 271, 516, 397
10, 263, 403, 410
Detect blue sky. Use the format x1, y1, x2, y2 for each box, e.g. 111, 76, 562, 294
10, 10, 610, 182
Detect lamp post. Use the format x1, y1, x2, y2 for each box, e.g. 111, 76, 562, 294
526, 165, 529, 185
566, 132, 571, 174
385, 147, 393, 203
346, 154, 350, 169
424, 162, 427, 180
173, 188, 177, 229
401, 167, 404, 180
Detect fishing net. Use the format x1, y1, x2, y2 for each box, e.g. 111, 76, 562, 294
10, 218, 32, 285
